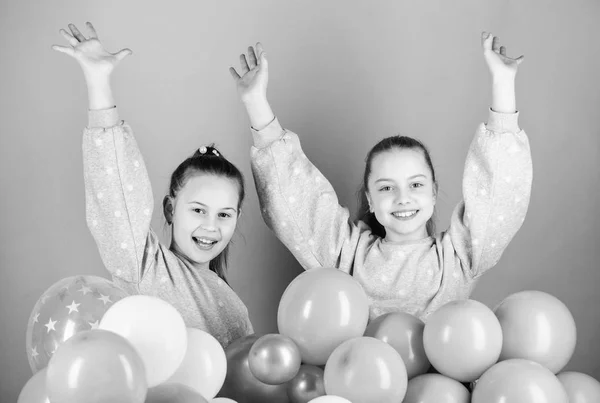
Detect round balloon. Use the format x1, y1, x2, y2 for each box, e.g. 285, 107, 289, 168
324, 336, 407, 403
308, 396, 352, 403
423, 299, 502, 382
557, 371, 600, 403
166, 328, 227, 399
278, 268, 369, 365
45, 329, 147, 403
217, 334, 290, 403
403, 373, 470, 403
26, 275, 129, 373
364, 312, 430, 379
17, 368, 50, 403
472, 359, 569, 403
146, 383, 208, 403
249, 333, 301, 385
493, 290, 576, 373
210, 399, 238, 403
99, 295, 188, 387
287, 364, 326, 403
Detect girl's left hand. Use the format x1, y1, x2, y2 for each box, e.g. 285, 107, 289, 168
482, 32, 524, 79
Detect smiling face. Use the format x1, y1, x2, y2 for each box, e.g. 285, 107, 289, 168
366, 148, 436, 243
167, 173, 240, 267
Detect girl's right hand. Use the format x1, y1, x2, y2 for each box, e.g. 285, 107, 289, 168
229, 43, 269, 104
52, 22, 132, 79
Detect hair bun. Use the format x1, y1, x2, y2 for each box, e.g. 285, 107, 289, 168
195, 145, 222, 158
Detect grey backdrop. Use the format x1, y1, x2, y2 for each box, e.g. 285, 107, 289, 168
2, 0, 599, 400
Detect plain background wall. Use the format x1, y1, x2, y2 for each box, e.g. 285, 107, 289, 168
2, 0, 599, 400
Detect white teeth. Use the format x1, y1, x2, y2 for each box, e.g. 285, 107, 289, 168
194, 237, 217, 245
393, 210, 417, 218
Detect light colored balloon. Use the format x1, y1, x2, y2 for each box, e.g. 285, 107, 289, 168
166, 328, 227, 399
364, 312, 430, 379
211, 399, 238, 403
557, 371, 600, 403
146, 383, 208, 403
308, 396, 352, 403
423, 299, 502, 382
403, 373, 470, 403
472, 359, 569, 403
99, 295, 188, 387
493, 290, 576, 373
324, 336, 407, 403
26, 275, 128, 374
278, 268, 369, 365
46, 329, 147, 403
17, 369, 50, 403
248, 333, 301, 385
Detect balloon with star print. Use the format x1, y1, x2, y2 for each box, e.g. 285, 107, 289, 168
25, 275, 129, 374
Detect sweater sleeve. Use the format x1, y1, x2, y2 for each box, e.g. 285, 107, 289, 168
249, 118, 363, 272
445, 109, 533, 278
83, 107, 157, 284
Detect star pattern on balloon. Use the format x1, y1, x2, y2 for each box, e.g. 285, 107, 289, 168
26, 275, 129, 373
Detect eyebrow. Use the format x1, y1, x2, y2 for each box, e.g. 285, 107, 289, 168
189, 201, 237, 212
374, 174, 427, 183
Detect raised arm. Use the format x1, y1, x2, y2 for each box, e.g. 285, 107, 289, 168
53, 23, 155, 285
230, 45, 364, 272
447, 32, 532, 278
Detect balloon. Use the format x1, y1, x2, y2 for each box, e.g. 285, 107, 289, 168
45, 329, 147, 403
493, 290, 576, 373
17, 369, 50, 403
26, 275, 129, 373
211, 399, 237, 403
557, 371, 600, 403
166, 328, 227, 399
423, 299, 502, 382
364, 312, 430, 379
278, 268, 369, 365
217, 334, 290, 403
249, 333, 301, 385
146, 383, 208, 403
324, 336, 407, 403
308, 396, 352, 403
99, 295, 188, 387
287, 365, 326, 403
403, 373, 470, 403
472, 359, 569, 403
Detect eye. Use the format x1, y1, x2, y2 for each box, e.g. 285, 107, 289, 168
379, 186, 392, 192
192, 208, 206, 214
218, 212, 232, 219
411, 182, 424, 189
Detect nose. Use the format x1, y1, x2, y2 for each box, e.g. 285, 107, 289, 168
395, 188, 412, 205
200, 214, 218, 231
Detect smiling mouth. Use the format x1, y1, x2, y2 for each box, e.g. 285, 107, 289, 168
192, 236, 219, 250
392, 210, 418, 220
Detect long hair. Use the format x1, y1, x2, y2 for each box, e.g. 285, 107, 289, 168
167, 145, 245, 282
356, 135, 437, 238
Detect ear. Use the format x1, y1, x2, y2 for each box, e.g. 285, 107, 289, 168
163, 195, 174, 225
366, 192, 374, 213
432, 182, 438, 205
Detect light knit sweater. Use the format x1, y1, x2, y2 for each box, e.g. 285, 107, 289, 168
250, 109, 532, 321
83, 107, 253, 348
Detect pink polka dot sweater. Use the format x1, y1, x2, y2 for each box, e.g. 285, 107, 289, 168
250, 109, 532, 321
83, 107, 253, 348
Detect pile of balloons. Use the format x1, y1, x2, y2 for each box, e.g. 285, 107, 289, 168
19, 275, 230, 403
18, 269, 600, 403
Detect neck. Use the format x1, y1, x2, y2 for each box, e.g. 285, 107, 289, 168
383, 227, 429, 243
169, 243, 210, 271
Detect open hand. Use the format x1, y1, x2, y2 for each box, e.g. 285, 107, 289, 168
52, 22, 132, 78
482, 32, 524, 79
229, 43, 268, 104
